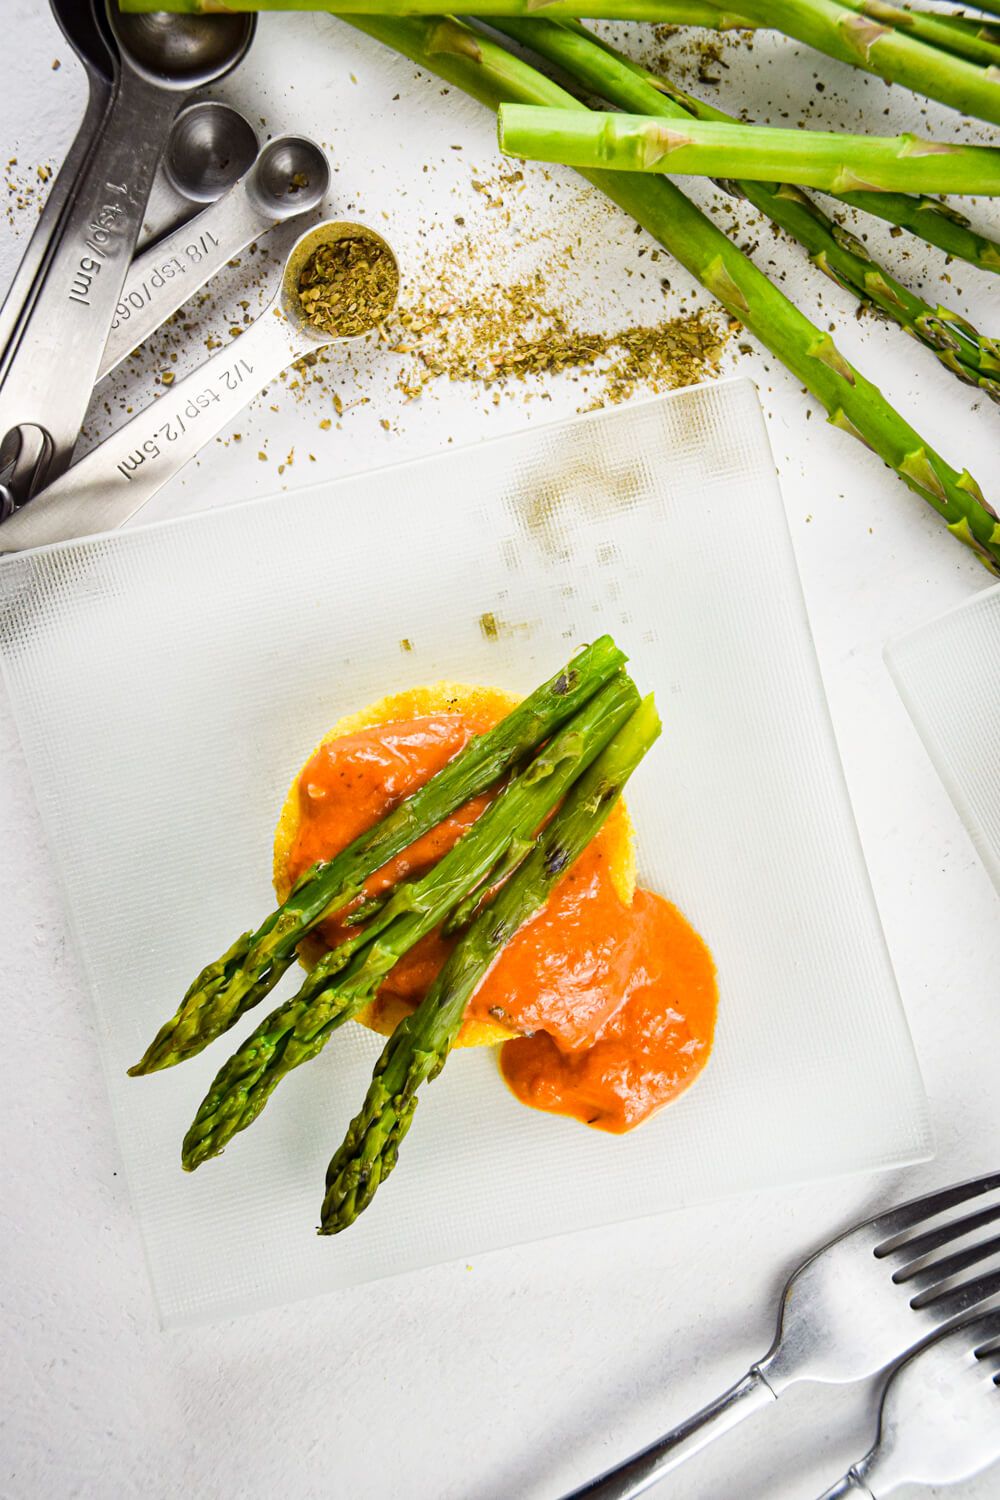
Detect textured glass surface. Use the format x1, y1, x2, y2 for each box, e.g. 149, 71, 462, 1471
0, 379, 930, 1325
887, 582, 1000, 896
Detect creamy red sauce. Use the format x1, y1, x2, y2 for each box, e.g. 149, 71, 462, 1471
285, 710, 717, 1133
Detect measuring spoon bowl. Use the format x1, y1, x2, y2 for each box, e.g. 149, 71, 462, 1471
99, 135, 330, 380
104, 4, 254, 91
164, 100, 260, 205
246, 137, 330, 219
137, 101, 259, 252
0, 221, 399, 552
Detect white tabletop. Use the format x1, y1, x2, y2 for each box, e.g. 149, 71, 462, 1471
2, 5, 999, 1498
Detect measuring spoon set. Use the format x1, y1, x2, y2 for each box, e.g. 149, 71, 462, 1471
0, 2, 399, 553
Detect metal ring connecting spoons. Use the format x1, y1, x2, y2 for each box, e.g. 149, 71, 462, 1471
0, 1, 255, 508
100, 136, 329, 380
0, 221, 400, 552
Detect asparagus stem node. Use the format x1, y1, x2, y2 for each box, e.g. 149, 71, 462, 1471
497, 107, 1000, 197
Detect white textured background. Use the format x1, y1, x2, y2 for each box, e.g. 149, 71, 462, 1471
2, 4, 999, 1498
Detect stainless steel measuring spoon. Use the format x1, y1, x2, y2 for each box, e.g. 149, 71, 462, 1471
3, 97, 258, 379
0, 105, 258, 525
100, 136, 329, 380
137, 99, 260, 251
2, 96, 258, 381
0, 221, 399, 552
0, 2, 255, 509
163, 100, 261, 206
0, 0, 114, 380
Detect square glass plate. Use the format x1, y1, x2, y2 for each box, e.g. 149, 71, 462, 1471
0, 378, 930, 1325
886, 582, 1000, 896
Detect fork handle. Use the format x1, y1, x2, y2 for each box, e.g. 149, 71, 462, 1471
816, 1472, 876, 1499
562, 1366, 776, 1499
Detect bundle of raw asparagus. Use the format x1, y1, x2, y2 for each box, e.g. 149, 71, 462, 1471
130, 638, 658, 1233
124, 0, 1000, 572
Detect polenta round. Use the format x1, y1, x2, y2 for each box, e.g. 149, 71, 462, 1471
272, 682, 635, 1048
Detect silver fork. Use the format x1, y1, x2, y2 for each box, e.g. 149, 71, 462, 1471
817, 1307, 1000, 1497
564, 1170, 1000, 1500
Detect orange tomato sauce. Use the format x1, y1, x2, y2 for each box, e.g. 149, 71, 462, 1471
285, 709, 717, 1134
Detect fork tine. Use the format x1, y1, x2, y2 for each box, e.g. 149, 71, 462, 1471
911, 1306, 1000, 1359
914, 1265, 1000, 1322
883, 1201, 1000, 1266
952, 1308, 1000, 1351
896, 1231, 1000, 1293
872, 1169, 1000, 1250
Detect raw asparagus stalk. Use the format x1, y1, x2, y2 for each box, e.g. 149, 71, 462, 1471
837, 0, 1000, 67
344, 15, 1000, 570
712, 0, 1000, 64
181, 673, 640, 1168
730, 204, 1000, 400
707, 0, 1000, 124
498, 108, 1000, 196
831, 189, 1000, 273
129, 635, 627, 1075
557, 22, 1000, 277
319, 694, 662, 1234
919, 0, 1000, 18
120, 0, 758, 20
116, 0, 1000, 69
509, 19, 1000, 400
123, 0, 1000, 123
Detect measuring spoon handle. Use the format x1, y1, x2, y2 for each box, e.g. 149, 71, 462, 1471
0, 72, 112, 379
0, 304, 315, 552
98, 176, 276, 381
0, 68, 181, 490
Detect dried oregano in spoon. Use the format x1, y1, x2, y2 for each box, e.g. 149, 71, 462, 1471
297, 234, 399, 338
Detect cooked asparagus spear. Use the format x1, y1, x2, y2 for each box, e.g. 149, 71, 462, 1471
498, 109, 1000, 197
499, 19, 999, 401
343, 15, 1000, 572
129, 635, 627, 1074
319, 693, 662, 1234
181, 673, 640, 1168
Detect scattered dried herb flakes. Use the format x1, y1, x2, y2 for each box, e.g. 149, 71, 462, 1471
297, 235, 399, 339
646, 23, 753, 86
391, 269, 731, 406
281, 161, 736, 423
4, 158, 54, 229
